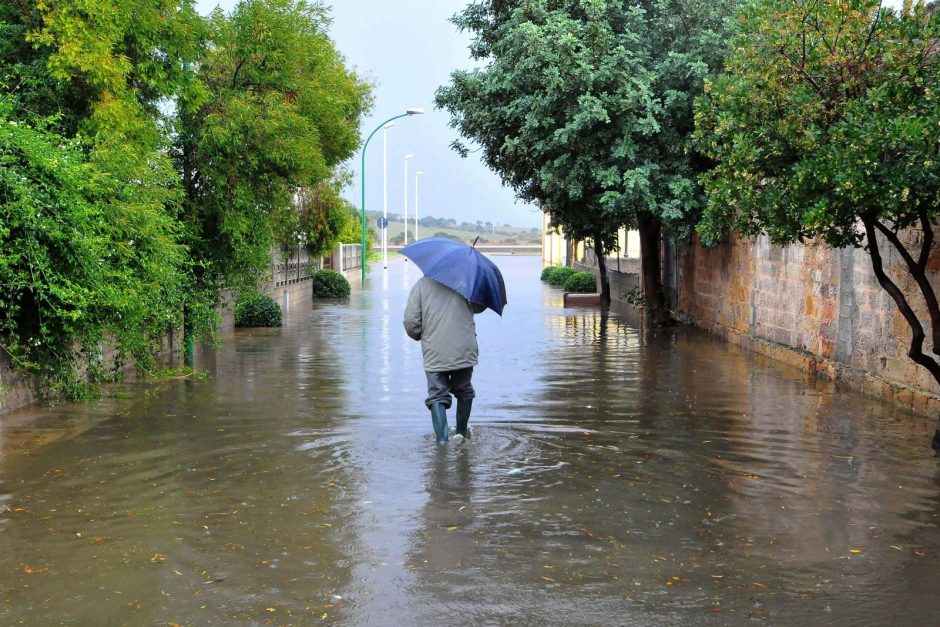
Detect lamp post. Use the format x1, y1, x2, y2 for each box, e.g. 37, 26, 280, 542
414, 171, 423, 241
360, 108, 424, 282
382, 122, 395, 269
403, 154, 414, 246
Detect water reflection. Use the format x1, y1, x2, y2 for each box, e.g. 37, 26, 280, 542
0, 256, 937, 624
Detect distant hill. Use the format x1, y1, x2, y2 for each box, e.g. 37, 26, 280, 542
366, 212, 542, 247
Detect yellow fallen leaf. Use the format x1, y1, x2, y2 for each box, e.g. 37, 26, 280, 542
850, 549, 862, 554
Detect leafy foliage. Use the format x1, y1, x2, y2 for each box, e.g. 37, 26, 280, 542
293, 180, 353, 257
437, 0, 652, 304
695, 0, 940, 249
548, 266, 576, 288
437, 0, 739, 316
0, 0, 199, 399
694, 1, 940, 403
311, 270, 351, 298
0, 0, 370, 400
563, 271, 597, 294
234, 293, 283, 327
175, 0, 371, 307
540, 265, 559, 281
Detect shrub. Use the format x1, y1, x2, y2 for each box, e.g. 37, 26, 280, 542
564, 271, 596, 294
311, 269, 351, 298
540, 265, 559, 281
548, 266, 576, 287
234, 293, 283, 328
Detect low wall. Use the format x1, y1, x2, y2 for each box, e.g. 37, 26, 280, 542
677, 232, 940, 417
574, 257, 640, 304
0, 357, 35, 415
0, 270, 323, 416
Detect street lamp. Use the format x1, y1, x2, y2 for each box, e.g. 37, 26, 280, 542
414, 171, 423, 241
382, 122, 395, 270
360, 108, 424, 282
403, 154, 414, 246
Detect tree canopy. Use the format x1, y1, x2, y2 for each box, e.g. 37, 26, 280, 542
438, 0, 739, 318
175, 0, 371, 299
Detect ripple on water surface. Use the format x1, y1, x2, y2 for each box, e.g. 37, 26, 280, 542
0, 256, 938, 625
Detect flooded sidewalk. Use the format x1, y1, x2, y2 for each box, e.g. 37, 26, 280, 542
0, 255, 938, 625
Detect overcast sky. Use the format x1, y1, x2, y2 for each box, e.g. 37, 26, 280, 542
195, 0, 909, 229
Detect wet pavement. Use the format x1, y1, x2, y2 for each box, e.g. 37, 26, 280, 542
1, 255, 939, 625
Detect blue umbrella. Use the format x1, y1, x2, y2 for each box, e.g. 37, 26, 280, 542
401, 237, 507, 315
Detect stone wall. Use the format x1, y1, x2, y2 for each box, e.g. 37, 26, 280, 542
677, 231, 940, 416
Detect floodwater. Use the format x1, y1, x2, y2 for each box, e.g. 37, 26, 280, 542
1, 255, 938, 626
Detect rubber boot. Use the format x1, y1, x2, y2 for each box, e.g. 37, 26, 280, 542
456, 398, 473, 439
430, 403, 449, 444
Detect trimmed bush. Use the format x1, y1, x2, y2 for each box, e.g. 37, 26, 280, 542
563, 271, 596, 294
311, 269, 351, 298
540, 265, 559, 281
548, 266, 576, 287
234, 293, 283, 328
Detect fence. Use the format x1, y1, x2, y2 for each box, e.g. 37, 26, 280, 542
272, 243, 361, 289
336, 243, 362, 274
273, 245, 320, 288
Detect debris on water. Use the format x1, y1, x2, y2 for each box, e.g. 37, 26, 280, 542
507, 462, 568, 475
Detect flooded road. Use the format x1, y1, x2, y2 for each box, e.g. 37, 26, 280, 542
1, 255, 939, 625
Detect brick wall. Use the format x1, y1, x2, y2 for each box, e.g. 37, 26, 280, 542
677, 231, 940, 416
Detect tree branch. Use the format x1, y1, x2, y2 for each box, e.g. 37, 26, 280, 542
231, 57, 246, 90
865, 217, 940, 384
873, 217, 940, 356
853, 0, 884, 65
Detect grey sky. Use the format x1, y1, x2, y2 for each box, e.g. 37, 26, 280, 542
195, 0, 541, 229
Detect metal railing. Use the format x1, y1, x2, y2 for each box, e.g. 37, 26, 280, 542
273, 246, 321, 288
337, 243, 361, 273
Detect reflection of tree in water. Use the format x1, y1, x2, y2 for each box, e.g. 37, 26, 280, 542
0, 299, 365, 624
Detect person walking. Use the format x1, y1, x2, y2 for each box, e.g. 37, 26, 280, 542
403, 276, 486, 444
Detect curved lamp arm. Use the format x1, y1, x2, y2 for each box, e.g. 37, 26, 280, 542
360, 109, 424, 281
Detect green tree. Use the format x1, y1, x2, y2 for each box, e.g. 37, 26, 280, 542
623, 0, 742, 321
438, 0, 736, 320
175, 0, 371, 333
694, 0, 940, 448
0, 0, 200, 398
438, 0, 654, 306
295, 179, 365, 257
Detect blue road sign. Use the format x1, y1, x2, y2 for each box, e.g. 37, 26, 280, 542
376, 217, 388, 229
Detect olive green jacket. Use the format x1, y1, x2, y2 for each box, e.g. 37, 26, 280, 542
403, 277, 485, 372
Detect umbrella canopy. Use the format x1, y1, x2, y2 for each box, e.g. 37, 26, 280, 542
401, 237, 508, 315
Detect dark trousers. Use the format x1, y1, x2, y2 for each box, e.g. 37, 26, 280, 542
425, 367, 475, 409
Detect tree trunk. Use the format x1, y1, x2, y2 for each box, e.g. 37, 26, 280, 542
593, 233, 611, 307
862, 215, 940, 450
637, 212, 672, 325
